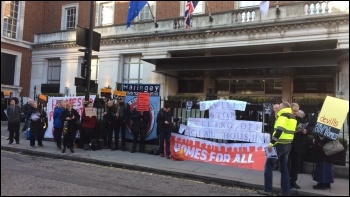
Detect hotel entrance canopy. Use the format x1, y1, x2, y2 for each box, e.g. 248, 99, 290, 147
142, 49, 348, 77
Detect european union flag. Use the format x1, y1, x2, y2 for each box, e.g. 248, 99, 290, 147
126, 1, 148, 28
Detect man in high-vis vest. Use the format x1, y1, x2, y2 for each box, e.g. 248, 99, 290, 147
259, 102, 297, 196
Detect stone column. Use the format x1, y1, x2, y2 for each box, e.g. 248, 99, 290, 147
60, 58, 79, 95
30, 59, 48, 99
337, 53, 349, 136
142, 52, 170, 102
98, 55, 120, 91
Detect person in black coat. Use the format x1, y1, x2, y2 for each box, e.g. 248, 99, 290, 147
289, 109, 308, 189
61, 103, 80, 153
130, 106, 150, 153
157, 102, 180, 159
27, 101, 46, 147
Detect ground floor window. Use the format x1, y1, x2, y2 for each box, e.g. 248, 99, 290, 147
123, 54, 143, 83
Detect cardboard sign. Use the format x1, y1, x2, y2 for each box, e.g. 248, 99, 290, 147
3, 91, 11, 98
314, 96, 349, 140
100, 88, 111, 93
137, 92, 150, 111
113, 90, 126, 97
85, 108, 97, 117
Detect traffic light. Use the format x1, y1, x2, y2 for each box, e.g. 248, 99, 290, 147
80, 50, 88, 78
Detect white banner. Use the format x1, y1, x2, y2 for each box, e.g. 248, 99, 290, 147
187, 118, 262, 132
180, 124, 270, 143
209, 109, 236, 120
199, 100, 247, 111
45, 95, 96, 138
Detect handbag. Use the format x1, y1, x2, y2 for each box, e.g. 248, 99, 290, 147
323, 140, 344, 156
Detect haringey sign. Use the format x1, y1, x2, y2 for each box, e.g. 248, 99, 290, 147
122, 83, 160, 96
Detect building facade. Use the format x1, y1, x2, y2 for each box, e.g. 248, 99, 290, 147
1, 1, 349, 105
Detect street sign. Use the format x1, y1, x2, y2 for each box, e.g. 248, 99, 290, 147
76, 25, 101, 52
75, 77, 96, 88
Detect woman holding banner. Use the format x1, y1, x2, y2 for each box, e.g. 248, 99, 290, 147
311, 102, 334, 190
81, 101, 97, 151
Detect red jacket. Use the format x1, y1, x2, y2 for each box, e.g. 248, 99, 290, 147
81, 108, 97, 129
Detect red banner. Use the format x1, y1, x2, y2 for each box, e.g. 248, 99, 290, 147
170, 133, 267, 171
137, 92, 150, 111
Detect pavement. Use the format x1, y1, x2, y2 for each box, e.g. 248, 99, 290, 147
1, 122, 349, 196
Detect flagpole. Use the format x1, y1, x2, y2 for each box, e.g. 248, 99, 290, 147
205, 1, 213, 22
147, 2, 158, 28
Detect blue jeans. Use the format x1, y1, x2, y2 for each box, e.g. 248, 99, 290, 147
264, 143, 291, 196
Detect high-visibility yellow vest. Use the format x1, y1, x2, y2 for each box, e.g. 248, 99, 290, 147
270, 107, 297, 146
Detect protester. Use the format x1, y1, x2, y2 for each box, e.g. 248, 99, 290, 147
310, 102, 334, 189
157, 102, 180, 159
103, 100, 115, 149
27, 101, 46, 148
268, 104, 281, 171
289, 103, 308, 189
113, 97, 130, 151
7, 98, 21, 144
130, 106, 150, 153
81, 101, 97, 151
61, 103, 80, 153
53, 100, 66, 149
21, 98, 33, 132
259, 102, 297, 196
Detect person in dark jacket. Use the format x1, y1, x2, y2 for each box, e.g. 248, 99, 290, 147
53, 100, 66, 149
7, 98, 21, 144
310, 102, 334, 190
21, 99, 33, 132
61, 103, 80, 153
130, 106, 150, 153
157, 102, 180, 159
289, 106, 308, 189
103, 100, 116, 149
81, 101, 97, 150
27, 101, 46, 148
113, 97, 130, 151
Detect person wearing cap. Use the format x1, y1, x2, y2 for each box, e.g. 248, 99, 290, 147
156, 102, 180, 159
7, 98, 21, 144
113, 97, 130, 151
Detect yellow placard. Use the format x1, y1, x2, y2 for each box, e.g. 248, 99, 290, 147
3, 91, 11, 98
317, 96, 349, 129
100, 88, 111, 93
38, 94, 47, 102
113, 90, 126, 97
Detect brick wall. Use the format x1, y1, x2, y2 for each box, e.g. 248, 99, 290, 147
1, 43, 31, 97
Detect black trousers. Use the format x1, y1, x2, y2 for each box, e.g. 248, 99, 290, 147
114, 120, 126, 149
82, 128, 94, 145
30, 132, 43, 146
288, 150, 303, 182
8, 122, 20, 143
159, 129, 172, 156
63, 131, 75, 149
54, 127, 63, 147
132, 128, 146, 151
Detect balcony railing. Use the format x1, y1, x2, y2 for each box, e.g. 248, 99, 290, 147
34, 1, 349, 45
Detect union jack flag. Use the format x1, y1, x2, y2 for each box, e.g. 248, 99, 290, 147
184, 1, 199, 28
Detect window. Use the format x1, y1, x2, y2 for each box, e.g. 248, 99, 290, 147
2, 1, 20, 39
123, 55, 143, 83
138, 1, 155, 21
1, 53, 16, 85
193, 1, 204, 14
293, 77, 334, 93
180, 1, 205, 16
47, 59, 61, 84
239, 1, 260, 8
178, 80, 204, 93
61, 4, 78, 30
96, 1, 114, 26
